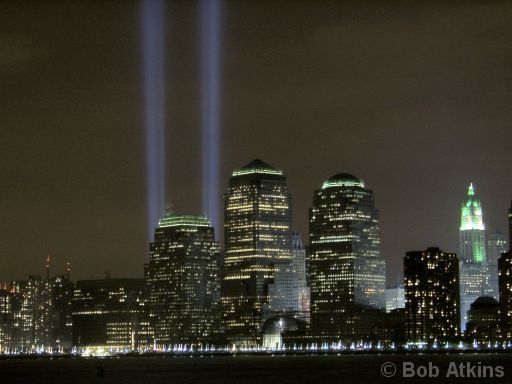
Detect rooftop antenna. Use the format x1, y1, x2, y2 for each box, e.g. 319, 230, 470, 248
66, 261, 71, 280
46, 255, 51, 280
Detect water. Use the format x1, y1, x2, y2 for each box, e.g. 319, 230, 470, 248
1, 353, 511, 383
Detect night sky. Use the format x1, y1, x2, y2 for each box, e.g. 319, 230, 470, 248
1, 1, 511, 283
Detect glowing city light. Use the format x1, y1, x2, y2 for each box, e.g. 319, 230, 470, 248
141, 0, 166, 246
200, 0, 222, 235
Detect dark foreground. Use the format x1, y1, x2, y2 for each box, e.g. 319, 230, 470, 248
1, 353, 511, 384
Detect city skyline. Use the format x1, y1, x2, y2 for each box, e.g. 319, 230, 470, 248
2, 1, 512, 285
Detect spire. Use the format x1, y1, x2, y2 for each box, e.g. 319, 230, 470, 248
468, 182, 475, 196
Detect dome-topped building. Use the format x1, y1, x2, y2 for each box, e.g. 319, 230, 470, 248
309, 173, 386, 339
322, 173, 365, 189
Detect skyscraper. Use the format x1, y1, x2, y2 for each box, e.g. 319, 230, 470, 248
459, 183, 491, 331
222, 159, 292, 344
509, 200, 512, 246
487, 230, 508, 300
146, 214, 221, 346
499, 252, 512, 339
404, 247, 460, 343
309, 173, 385, 340
267, 232, 310, 322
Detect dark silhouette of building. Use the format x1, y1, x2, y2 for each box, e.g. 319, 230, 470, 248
146, 214, 221, 347
72, 278, 149, 353
404, 247, 460, 343
309, 173, 385, 340
222, 159, 293, 345
499, 252, 512, 339
466, 296, 500, 342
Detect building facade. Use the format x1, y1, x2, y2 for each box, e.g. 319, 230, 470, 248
487, 230, 508, 300
499, 252, 512, 339
385, 285, 405, 313
146, 214, 221, 347
72, 278, 150, 353
404, 247, 460, 343
459, 183, 491, 331
222, 159, 293, 344
309, 173, 385, 340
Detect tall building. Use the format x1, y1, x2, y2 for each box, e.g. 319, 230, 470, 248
459, 183, 491, 331
499, 252, 512, 339
385, 285, 405, 313
404, 247, 460, 343
309, 173, 385, 340
487, 230, 508, 300
72, 278, 150, 353
0, 288, 21, 353
509, 200, 512, 246
267, 232, 310, 322
222, 159, 292, 344
146, 214, 221, 346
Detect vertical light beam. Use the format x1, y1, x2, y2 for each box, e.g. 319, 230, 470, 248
200, 0, 221, 236
142, 0, 166, 247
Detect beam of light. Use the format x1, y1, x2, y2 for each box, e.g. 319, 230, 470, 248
141, 0, 166, 247
200, 0, 222, 237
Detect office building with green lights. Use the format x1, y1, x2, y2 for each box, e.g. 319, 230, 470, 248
459, 183, 491, 331
404, 247, 460, 343
222, 159, 293, 345
146, 214, 221, 347
308, 173, 385, 340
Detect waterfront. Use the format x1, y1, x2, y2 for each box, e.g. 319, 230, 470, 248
1, 354, 511, 384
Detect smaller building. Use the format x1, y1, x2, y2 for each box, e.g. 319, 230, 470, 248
262, 315, 307, 350
385, 285, 405, 313
404, 247, 460, 344
465, 296, 500, 342
72, 278, 150, 355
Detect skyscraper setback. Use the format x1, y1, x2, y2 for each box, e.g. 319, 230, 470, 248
309, 173, 385, 340
221, 159, 293, 344
459, 183, 491, 331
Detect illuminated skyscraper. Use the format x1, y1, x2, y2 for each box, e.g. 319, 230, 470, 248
487, 230, 508, 300
222, 159, 292, 344
146, 214, 221, 346
459, 183, 491, 331
309, 173, 385, 339
404, 247, 460, 343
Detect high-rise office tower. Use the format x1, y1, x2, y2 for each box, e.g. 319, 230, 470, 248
459, 183, 491, 331
404, 247, 460, 342
146, 214, 221, 346
487, 230, 508, 300
266, 232, 310, 322
222, 159, 292, 344
292, 232, 310, 322
309, 173, 385, 339
499, 251, 512, 339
